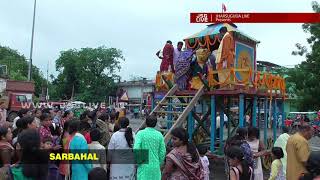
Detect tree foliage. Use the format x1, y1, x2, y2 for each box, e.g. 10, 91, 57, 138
51, 46, 124, 102
0, 45, 46, 96
289, 1, 320, 111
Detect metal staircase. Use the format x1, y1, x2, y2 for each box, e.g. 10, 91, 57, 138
136, 84, 205, 144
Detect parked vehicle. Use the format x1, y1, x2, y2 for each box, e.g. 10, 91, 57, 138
0, 78, 35, 122
69, 101, 86, 109
287, 112, 319, 135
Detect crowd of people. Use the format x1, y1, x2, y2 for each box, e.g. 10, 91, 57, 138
0, 105, 319, 180
217, 124, 320, 180
0, 106, 129, 180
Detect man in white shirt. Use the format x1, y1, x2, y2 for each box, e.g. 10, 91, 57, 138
173, 41, 183, 70
216, 112, 228, 128
88, 128, 107, 170
223, 113, 228, 128
216, 112, 228, 138
12, 109, 30, 129
216, 112, 221, 129
216, 112, 221, 139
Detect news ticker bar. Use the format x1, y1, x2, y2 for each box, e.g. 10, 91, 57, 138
190, 13, 320, 23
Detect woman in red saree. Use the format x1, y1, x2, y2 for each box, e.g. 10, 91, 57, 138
0, 125, 14, 168
162, 127, 204, 180
160, 41, 174, 73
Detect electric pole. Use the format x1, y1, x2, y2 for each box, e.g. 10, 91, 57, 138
28, 0, 37, 81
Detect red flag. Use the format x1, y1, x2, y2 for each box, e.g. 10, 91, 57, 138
222, 3, 227, 12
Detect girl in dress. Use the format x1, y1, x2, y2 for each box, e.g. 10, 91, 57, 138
197, 146, 210, 180
268, 147, 285, 180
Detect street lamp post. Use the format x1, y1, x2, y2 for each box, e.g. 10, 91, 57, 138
141, 78, 147, 111
28, 0, 37, 81
46, 61, 49, 101
140, 81, 144, 111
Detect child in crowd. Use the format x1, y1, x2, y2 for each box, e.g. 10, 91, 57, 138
80, 121, 92, 144
42, 137, 61, 180
226, 146, 253, 180
12, 118, 29, 146
88, 167, 108, 180
43, 137, 54, 150
197, 146, 210, 180
268, 147, 285, 180
88, 129, 107, 170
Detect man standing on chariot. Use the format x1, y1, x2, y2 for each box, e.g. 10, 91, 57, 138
216, 26, 235, 84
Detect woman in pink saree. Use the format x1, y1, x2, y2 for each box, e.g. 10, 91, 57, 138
162, 127, 204, 180
59, 121, 73, 179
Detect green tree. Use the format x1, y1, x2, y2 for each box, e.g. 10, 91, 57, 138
0, 45, 47, 97
289, 1, 320, 111
52, 46, 124, 102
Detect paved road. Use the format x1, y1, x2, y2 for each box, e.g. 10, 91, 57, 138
130, 116, 144, 132
310, 136, 320, 151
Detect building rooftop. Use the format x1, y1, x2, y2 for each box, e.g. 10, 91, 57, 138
118, 79, 155, 87
257, 60, 282, 68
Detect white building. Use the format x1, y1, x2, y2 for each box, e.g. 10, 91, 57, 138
117, 79, 155, 108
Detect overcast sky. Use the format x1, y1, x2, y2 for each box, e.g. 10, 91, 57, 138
0, 0, 315, 81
